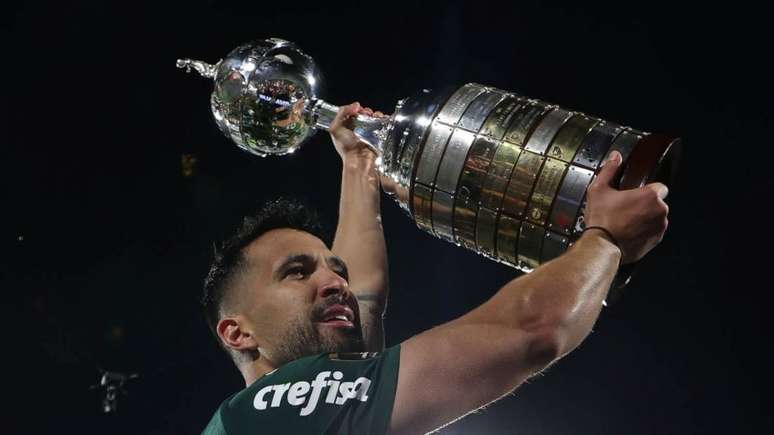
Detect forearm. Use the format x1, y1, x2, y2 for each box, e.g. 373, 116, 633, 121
480, 229, 621, 358
331, 152, 389, 311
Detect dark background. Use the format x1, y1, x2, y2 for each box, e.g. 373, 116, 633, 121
5, 0, 773, 433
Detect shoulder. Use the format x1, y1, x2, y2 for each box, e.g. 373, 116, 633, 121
205, 346, 402, 434
201, 401, 229, 435
327, 351, 385, 361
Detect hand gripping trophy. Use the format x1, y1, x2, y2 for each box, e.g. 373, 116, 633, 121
177, 37, 680, 287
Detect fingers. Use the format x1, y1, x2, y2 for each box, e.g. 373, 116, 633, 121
331, 102, 361, 131
331, 103, 386, 132
643, 182, 669, 200
590, 151, 623, 190
358, 106, 389, 118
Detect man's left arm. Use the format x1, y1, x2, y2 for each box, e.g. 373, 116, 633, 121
329, 103, 389, 351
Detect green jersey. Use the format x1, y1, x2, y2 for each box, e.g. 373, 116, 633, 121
202, 345, 401, 435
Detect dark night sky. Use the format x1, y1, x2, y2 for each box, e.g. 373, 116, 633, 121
5, 1, 773, 434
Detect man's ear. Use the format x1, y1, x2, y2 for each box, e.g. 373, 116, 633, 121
216, 316, 259, 352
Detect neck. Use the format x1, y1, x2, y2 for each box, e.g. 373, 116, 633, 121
240, 354, 279, 387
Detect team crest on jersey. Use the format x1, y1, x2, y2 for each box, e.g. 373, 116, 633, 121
328, 352, 378, 361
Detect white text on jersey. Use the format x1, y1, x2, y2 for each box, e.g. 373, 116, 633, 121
253, 371, 372, 416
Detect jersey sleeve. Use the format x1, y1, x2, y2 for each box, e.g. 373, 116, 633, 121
201, 404, 228, 435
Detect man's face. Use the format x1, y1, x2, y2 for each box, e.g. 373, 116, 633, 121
233, 228, 364, 366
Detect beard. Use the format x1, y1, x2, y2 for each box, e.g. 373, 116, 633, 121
269, 296, 365, 366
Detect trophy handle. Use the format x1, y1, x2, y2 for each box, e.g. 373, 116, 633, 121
308, 100, 390, 154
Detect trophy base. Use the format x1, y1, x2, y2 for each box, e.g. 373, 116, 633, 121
607, 135, 682, 301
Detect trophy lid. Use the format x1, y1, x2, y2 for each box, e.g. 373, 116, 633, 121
177, 38, 324, 156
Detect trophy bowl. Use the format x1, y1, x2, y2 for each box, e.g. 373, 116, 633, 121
178, 38, 324, 157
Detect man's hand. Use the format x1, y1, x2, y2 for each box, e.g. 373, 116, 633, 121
584, 150, 670, 264
329, 102, 385, 161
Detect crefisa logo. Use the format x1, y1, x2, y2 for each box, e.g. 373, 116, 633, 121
253, 371, 372, 416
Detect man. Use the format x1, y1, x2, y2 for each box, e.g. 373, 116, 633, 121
201, 103, 670, 434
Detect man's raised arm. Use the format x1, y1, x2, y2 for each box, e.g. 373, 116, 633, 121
329, 103, 389, 351
389, 150, 670, 435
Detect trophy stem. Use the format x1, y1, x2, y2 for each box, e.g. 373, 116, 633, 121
308, 99, 390, 155
309, 100, 340, 131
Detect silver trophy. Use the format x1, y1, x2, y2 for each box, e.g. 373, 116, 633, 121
177, 38, 680, 283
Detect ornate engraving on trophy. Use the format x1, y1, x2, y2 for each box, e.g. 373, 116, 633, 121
413, 183, 434, 232
541, 231, 569, 262
549, 165, 594, 235
503, 102, 549, 147
416, 124, 454, 186
480, 141, 522, 211
476, 207, 499, 257
455, 136, 499, 249
432, 190, 455, 242
605, 129, 643, 162
434, 130, 474, 195
518, 221, 545, 269
437, 84, 485, 126
496, 214, 521, 266
526, 157, 568, 226
547, 115, 598, 162
458, 91, 506, 132
572, 121, 622, 170
523, 108, 573, 155
480, 97, 524, 140
502, 151, 543, 218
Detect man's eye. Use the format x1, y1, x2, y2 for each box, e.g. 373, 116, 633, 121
335, 269, 349, 281
285, 267, 306, 279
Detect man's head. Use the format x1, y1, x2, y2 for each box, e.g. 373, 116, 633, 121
202, 198, 364, 370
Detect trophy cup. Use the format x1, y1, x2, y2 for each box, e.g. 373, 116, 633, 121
177, 38, 680, 287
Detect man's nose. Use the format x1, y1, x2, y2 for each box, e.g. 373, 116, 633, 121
316, 269, 349, 300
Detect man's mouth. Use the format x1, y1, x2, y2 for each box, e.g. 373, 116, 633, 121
317, 304, 355, 328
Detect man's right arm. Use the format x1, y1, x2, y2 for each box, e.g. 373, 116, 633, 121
388, 151, 670, 435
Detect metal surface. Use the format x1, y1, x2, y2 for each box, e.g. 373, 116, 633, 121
179, 39, 680, 282
455, 136, 499, 249
476, 207, 499, 257
526, 157, 568, 225
496, 214, 521, 266
502, 150, 543, 218
480, 97, 525, 140
458, 91, 507, 132
416, 123, 454, 186
431, 190, 455, 242
549, 165, 595, 235
435, 130, 476, 194
547, 115, 599, 162
179, 38, 324, 156
436, 84, 486, 125
518, 221, 545, 270
605, 128, 644, 163
541, 231, 570, 262
523, 108, 573, 155
572, 121, 622, 170
413, 183, 434, 232
480, 141, 523, 211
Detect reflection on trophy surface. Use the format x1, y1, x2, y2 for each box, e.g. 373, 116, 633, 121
177, 37, 681, 277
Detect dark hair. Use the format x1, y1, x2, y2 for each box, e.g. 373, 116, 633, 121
201, 197, 328, 349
